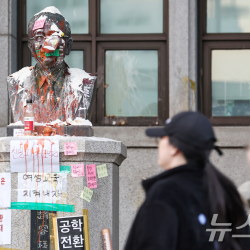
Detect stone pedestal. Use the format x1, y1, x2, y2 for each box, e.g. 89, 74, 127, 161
0, 136, 127, 250
7, 125, 94, 137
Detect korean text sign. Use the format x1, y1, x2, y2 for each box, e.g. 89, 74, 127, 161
56, 216, 84, 250
64, 142, 77, 155
18, 172, 67, 204
0, 210, 11, 245
71, 164, 85, 177
30, 210, 56, 250
97, 164, 108, 178
80, 187, 93, 203
86, 164, 97, 189
0, 173, 11, 208
10, 139, 59, 172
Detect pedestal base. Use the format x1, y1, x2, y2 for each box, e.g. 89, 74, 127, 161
7, 125, 94, 137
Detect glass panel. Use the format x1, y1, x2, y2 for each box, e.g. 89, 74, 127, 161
207, 0, 250, 33
212, 50, 250, 116
26, 0, 89, 34
31, 50, 84, 69
101, 0, 163, 34
105, 50, 158, 117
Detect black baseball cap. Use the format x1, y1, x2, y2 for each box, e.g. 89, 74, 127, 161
146, 111, 222, 155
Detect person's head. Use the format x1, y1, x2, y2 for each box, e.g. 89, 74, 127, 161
28, 7, 73, 69
146, 111, 220, 170
157, 136, 187, 170
246, 142, 250, 166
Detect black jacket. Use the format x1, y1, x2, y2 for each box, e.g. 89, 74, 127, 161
124, 161, 249, 250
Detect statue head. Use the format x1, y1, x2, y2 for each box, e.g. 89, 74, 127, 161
28, 7, 73, 70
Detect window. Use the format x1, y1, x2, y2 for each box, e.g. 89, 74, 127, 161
18, 0, 168, 125
199, 0, 250, 125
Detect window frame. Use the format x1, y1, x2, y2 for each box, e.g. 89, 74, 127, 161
198, 0, 250, 126
18, 0, 169, 126
97, 42, 167, 126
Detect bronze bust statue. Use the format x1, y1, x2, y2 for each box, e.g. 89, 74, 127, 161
7, 7, 96, 124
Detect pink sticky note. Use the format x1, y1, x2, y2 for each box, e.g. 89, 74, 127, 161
33, 18, 46, 31
86, 164, 97, 189
71, 164, 85, 177
64, 142, 77, 155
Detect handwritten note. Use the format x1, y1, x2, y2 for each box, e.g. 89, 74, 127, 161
71, 164, 85, 177
64, 142, 77, 155
0, 210, 11, 245
97, 164, 108, 178
86, 164, 97, 189
10, 139, 59, 172
80, 187, 93, 202
18, 172, 67, 204
33, 17, 46, 31
13, 129, 24, 137
0, 173, 11, 208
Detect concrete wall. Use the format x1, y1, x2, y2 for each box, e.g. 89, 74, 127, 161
169, 0, 197, 116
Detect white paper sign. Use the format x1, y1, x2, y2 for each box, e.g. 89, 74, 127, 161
13, 129, 24, 137
10, 139, 60, 172
0, 210, 11, 245
18, 172, 67, 204
0, 173, 11, 208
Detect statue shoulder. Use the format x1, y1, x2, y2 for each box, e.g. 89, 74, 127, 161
67, 68, 96, 87
7, 67, 33, 85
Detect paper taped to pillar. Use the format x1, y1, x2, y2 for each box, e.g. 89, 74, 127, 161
10, 139, 59, 172
0, 173, 11, 208
30, 210, 56, 250
18, 173, 67, 204
55, 216, 84, 250
0, 210, 11, 245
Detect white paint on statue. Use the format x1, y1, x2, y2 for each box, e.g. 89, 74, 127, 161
35, 6, 63, 16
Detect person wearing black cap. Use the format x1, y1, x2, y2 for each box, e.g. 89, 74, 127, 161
124, 111, 250, 250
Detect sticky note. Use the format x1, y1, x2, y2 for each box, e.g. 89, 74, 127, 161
80, 187, 93, 203
60, 166, 71, 173
71, 164, 85, 177
97, 164, 108, 178
33, 17, 46, 31
64, 142, 77, 155
86, 164, 97, 189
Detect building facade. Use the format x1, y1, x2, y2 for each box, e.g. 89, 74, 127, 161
1, 0, 250, 249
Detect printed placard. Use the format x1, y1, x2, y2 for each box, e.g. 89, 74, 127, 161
71, 164, 85, 177
97, 164, 108, 178
13, 129, 24, 137
80, 187, 93, 203
0, 173, 11, 208
56, 216, 84, 250
18, 172, 67, 204
10, 139, 59, 173
30, 210, 56, 250
33, 17, 46, 31
86, 164, 97, 189
64, 142, 77, 155
0, 210, 11, 245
